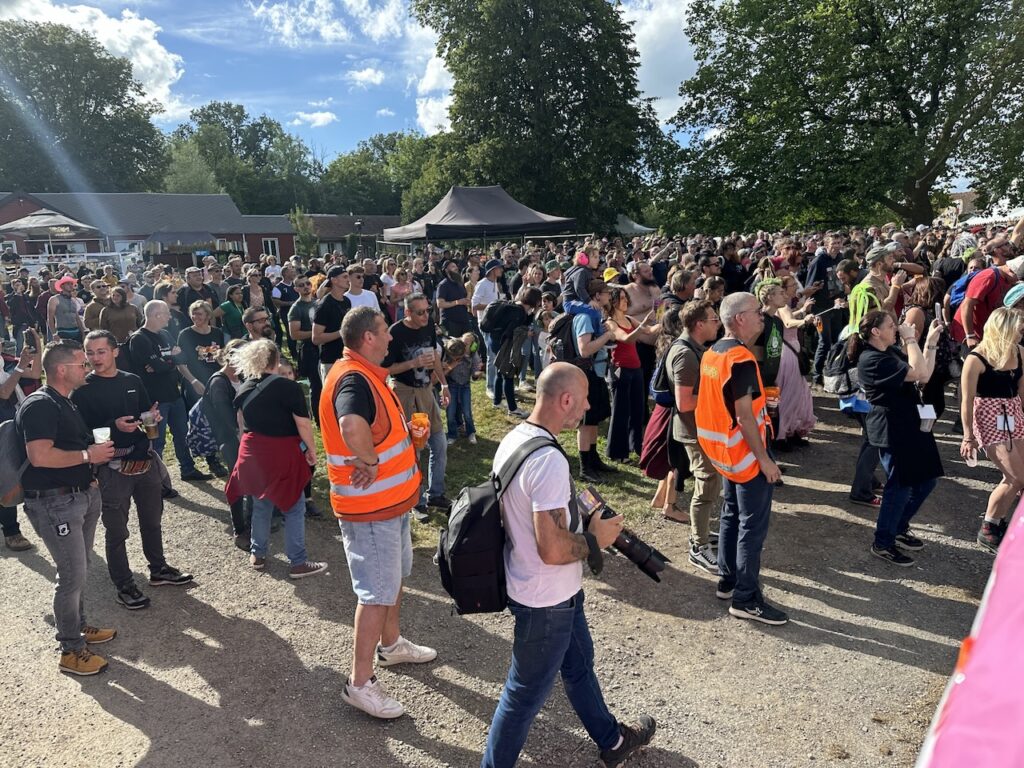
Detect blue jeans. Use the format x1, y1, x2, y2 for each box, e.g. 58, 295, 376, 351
490, 334, 518, 412
251, 493, 307, 566
155, 398, 196, 474
481, 590, 620, 768
850, 414, 881, 501
519, 332, 541, 383
718, 471, 774, 604
445, 382, 476, 438
874, 450, 937, 549
484, 332, 497, 392
813, 309, 843, 379
424, 427, 447, 501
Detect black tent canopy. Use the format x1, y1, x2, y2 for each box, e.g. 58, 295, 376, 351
382, 186, 575, 241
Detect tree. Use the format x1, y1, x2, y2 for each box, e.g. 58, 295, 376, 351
288, 205, 319, 257
0, 22, 166, 192
321, 148, 400, 215
674, 0, 1024, 229
413, 0, 657, 228
163, 137, 222, 194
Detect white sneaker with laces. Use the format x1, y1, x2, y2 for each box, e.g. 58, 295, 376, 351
688, 543, 719, 574
376, 635, 437, 666
341, 675, 404, 719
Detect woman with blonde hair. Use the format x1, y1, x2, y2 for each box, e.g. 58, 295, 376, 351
960, 307, 1024, 552
224, 339, 327, 577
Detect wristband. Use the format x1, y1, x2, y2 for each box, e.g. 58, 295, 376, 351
582, 531, 604, 576
81, 449, 90, 464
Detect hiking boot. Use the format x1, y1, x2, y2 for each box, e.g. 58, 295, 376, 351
4, 533, 33, 551
978, 521, 1003, 554
115, 583, 150, 610
59, 648, 108, 676
82, 626, 117, 645
250, 554, 266, 570
688, 543, 719, 574
870, 544, 915, 567
715, 580, 735, 600
729, 597, 789, 626
289, 560, 327, 579
149, 565, 194, 586
849, 495, 881, 509
895, 530, 925, 551
600, 715, 657, 767
207, 457, 229, 478
180, 468, 212, 481
376, 636, 437, 667
341, 675, 405, 719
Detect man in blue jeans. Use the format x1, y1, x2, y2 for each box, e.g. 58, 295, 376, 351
483, 363, 655, 768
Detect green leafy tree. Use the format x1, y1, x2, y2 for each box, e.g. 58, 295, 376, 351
0, 21, 166, 192
321, 148, 400, 215
163, 137, 222, 194
674, 0, 1024, 229
413, 0, 657, 228
288, 205, 319, 257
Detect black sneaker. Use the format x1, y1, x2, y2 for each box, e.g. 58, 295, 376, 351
426, 495, 452, 511
413, 503, 431, 523
870, 544, 915, 567
149, 565, 194, 586
161, 486, 179, 500
304, 499, 323, 518
181, 468, 212, 481
207, 458, 229, 478
728, 597, 789, 625
715, 579, 735, 600
895, 530, 924, 550
591, 457, 618, 475
116, 583, 151, 610
580, 467, 602, 484
600, 715, 656, 768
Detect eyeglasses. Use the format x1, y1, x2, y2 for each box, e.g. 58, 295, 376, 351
409, 308, 429, 316
63, 361, 91, 368
351, 274, 364, 279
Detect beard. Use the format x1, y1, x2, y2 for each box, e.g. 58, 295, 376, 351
641, 277, 658, 287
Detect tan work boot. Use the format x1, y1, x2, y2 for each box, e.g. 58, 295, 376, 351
82, 626, 117, 645
59, 648, 108, 676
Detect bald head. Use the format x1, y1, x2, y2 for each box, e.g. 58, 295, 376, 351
537, 362, 586, 401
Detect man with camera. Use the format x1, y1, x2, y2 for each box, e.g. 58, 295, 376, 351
482, 362, 656, 768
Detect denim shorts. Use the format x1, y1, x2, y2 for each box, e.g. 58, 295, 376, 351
338, 512, 412, 606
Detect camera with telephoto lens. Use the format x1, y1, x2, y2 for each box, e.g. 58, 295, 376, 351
578, 486, 671, 582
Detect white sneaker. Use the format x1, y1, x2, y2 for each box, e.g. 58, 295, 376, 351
468, 434, 478, 445
508, 408, 530, 419
376, 635, 438, 667
447, 436, 456, 446
341, 675, 404, 719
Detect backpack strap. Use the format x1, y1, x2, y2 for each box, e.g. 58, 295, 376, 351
492, 435, 582, 533
238, 374, 282, 430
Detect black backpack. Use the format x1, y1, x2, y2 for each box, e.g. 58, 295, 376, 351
546, 312, 593, 370
437, 435, 580, 615
479, 300, 515, 333
823, 336, 859, 395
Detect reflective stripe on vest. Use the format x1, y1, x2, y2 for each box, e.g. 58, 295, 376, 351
695, 412, 765, 447
325, 435, 411, 467
330, 464, 419, 497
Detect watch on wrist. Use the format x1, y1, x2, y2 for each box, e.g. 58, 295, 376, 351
582, 531, 604, 576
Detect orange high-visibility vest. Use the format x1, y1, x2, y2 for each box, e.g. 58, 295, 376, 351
320, 349, 421, 522
695, 339, 769, 483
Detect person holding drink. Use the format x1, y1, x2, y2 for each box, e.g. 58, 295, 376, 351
73, 331, 193, 612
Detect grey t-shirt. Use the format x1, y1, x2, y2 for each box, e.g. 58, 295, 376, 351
669, 333, 703, 443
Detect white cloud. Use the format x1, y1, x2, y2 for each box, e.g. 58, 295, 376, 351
0, 0, 191, 121
416, 55, 453, 95
416, 95, 452, 135
309, 97, 334, 107
248, 0, 350, 47
620, 0, 696, 123
345, 67, 385, 88
376, 107, 395, 117
290, 110, 339, 127
339, 0, 405, 42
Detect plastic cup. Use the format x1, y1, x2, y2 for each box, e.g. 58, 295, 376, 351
410, 412, 430, 450
92, 427, 111, 444
140, 411, 158, 439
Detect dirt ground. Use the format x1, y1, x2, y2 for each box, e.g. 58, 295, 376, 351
0, 392, 996, 768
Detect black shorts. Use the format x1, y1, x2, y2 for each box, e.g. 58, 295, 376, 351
583, 369, 611, 426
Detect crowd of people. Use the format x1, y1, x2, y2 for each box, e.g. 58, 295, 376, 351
5, 218, 1023, 767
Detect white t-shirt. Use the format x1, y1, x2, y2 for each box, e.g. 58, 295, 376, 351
345, 290, 379, 310
472, 277, 502, 323
494, 422, 582, 608
264, 265, 282, 280
380, 273, 396, 298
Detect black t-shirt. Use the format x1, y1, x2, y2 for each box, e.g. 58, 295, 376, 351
932, 257, 966, 292
17, 387, 94, 490
177, 326, 224, 385
234, 375, 308, 436
383, 321, 438, 388
413, 271, 434, 301
540, 280, 562, 299
436, 277, 470, 327
71, 371, 153, 461
711, 339, 761, 425
333, 371, 376, 424
128, 327, 181, 403
179, 284, 216, 315
363, 274, 383, 295
312, 294, 350, 364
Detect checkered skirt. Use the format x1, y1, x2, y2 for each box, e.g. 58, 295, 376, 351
973, 396, 1024, 448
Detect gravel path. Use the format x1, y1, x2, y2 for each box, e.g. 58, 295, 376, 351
0, 394, 994, 768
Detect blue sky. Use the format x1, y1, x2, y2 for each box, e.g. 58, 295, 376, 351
0, 0, 695, 160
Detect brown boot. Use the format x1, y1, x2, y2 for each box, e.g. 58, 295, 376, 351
59, 648, 108, 676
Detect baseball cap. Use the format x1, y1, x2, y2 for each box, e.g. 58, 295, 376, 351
326, 265, 347, 280
545, 260, 560, 272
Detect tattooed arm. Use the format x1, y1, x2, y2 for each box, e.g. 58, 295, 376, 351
534, 508, 591, 565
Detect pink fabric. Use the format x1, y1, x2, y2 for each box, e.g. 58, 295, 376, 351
919, 501, 1024, 766
776, 326, 815, 439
